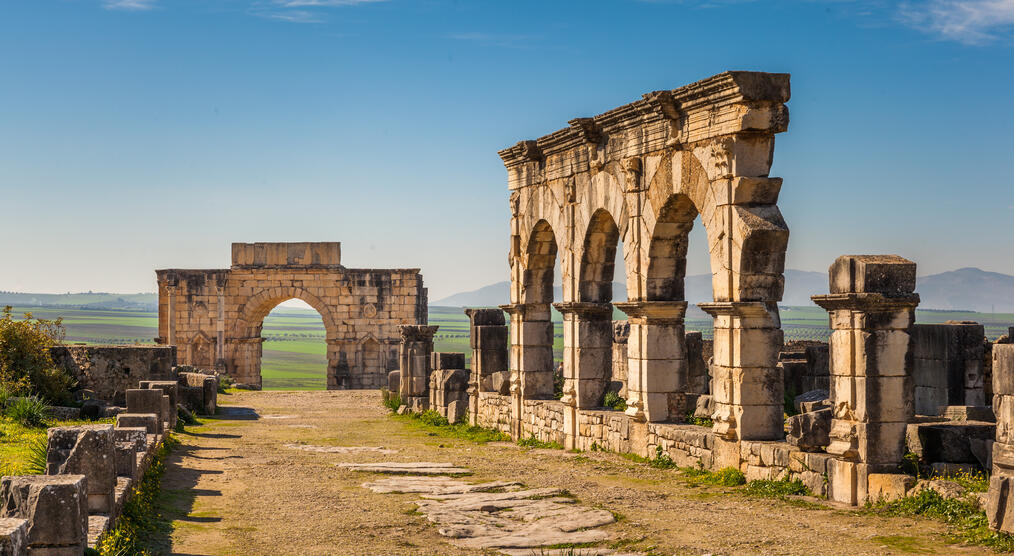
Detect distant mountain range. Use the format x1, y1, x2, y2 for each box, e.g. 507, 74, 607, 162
3, 267, 1012, 313
434, 267, 1014, 313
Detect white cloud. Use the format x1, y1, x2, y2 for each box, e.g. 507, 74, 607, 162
898, 0, 1014, 44
103, 0, 157, 10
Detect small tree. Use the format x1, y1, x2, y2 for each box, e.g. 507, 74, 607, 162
0, 306, 76, 403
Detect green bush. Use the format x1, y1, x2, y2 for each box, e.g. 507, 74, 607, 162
0, 307, 76, 404
871, 488, 1014, 551
5, 395, 51, 427
217, 374, 234, 394
417, 409, 449, 427
683, 465, 747, 486
744, 478, 810, 497
380, 388, 401, 412
684, 411, 713, 427
602, 391, 626, 411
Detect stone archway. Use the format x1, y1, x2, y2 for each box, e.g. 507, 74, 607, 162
500, 71, 791, 450
156, 242, 426, 389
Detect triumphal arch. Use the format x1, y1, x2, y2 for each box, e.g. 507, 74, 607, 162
500, 71, 790, 445
155, 242, 427, 389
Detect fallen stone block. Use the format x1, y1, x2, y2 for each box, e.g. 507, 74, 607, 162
0, 518, 27, 556
786, 408, 831, 452
0, 475, 88, 553
46, 425, 116, 515
116, 413, 159, 435
693, 394, 714, 420
336, 462, 471, 475
867, 473, 916, 502
793, 389, 829, 414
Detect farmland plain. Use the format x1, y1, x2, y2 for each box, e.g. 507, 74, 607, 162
7, 304, 1012, 391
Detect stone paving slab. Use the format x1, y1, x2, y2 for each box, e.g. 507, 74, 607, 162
285, 443, 397, 455
337, 462, 471, 474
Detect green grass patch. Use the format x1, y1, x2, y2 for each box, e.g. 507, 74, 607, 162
868, 488, 1014, 552
682, 465, 747, 486
932, 468, 990, 493
381, 388, 401, 412
602, 391, 626, 411
518, 434, 564, 450
684, 412, 713, 427
743, 478, 810, 497
392, 410, 510, 444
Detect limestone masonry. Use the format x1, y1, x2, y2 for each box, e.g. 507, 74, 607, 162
155, 242, 427, 389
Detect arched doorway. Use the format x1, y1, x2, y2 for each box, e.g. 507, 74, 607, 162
260, 299, 328, 390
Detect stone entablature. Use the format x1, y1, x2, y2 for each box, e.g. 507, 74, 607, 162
156, 242, 427, 389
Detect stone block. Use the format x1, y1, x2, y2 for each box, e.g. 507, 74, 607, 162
387, 370, 400, 392
793, 389, 828, 414
786, 408, 831, 452
178, 385, 204, 414
139, 380, 179, 410
0, 475, 88, 551
909, 422, 994, 465
987, 475, 1014, 533
161, 394, 172, 430
45, 425, 116, 514
0, 518, 27, 556
431, 352, 465, 370
125, 389, 163, 433
116, 413, 159, 435
867, 473, 916, 503
693, 394, 714, 420
941, 405, 995, 423
114, 442, 137, 478
828, 255, 916, 296
828, 458, 858, 505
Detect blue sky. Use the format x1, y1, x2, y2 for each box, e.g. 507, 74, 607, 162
1, 0, 1012, 300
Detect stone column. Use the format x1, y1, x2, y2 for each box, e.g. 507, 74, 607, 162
614, 301, 688, 422
611, 321, 630, 397
699, 301, 784, 442
501, 303, 555, 438
987, 344, 1014, 532
812, 255, 919, 506
555, 302, 613, 409
398, 325, 438, 411
465, 308, 509, 426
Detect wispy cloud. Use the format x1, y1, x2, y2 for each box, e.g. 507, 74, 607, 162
898, 0, 1014, 44
446, 32, 536, 49
250, 0, 386, 23
103, 0, 157, 10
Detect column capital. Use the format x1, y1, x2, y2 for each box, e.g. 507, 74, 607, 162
499, 303, 552, 320
552, 302, 613, 319
811, 293, 920, 313
613, 301, 687, 321
399, 324, 439, 342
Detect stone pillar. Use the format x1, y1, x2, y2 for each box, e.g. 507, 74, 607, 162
465, 308, 509, 425
397, 325, 438, 411
611, 321, 630, 397
140, 380, 179, 429
0, 475, 88, 554
501, 303, 555, 438
555, 302, 613, 409
46, 424, 116, 514
614, 302, 688, 422
0, 518, 27, 555
126, 389, 164, 434
812, 255, 919, 506
699, 301, 784, 442
987, 344, 1014, 532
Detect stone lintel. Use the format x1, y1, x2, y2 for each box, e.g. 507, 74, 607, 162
552, 302, 613, 319
697, 301, 776, 320
811, 293, 920, 313
613, 301, 687, 322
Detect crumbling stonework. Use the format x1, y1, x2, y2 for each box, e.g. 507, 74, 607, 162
500, 71, 791, 454
429, 352, 469, 423
464, 309, 509, 426
49, 345, 177, 405
988, 344, 1014, 532
778, 341, 829, 399
156, 242, 426, 389
398, 325, 438, 411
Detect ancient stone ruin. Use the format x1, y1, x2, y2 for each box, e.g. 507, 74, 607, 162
155, 242, 427, 389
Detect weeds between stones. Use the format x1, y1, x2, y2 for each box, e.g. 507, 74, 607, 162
867, 488, 1014, 552
392, 409, 510, 444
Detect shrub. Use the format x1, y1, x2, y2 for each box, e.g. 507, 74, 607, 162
603, 391, 626, 411
217, 374, 234, 394
0, 307, 76, 403
0, 435, 48, 476
417, 410, 449, 427
684, 411, 713, 427
5, 395, 51, 427
683, 465, 747, 486
744, 478, 810, 497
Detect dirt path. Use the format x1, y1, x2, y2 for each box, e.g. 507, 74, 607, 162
162, 391, 981, 555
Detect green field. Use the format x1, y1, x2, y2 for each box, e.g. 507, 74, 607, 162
6, 304, 1012, 391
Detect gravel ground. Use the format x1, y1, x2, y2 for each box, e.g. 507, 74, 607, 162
163, 390, 983, 555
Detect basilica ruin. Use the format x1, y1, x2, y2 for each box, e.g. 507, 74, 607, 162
155, 242, 427, 389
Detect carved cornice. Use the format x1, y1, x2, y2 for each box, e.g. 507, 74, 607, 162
613, 301, 687, 322
498, 71, 790, 170
810, 293, 921, 313
552, 302, 613, 319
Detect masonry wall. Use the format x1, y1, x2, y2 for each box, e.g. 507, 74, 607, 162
49, 345, 177, 405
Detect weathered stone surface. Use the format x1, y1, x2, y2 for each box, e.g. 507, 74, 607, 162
46, 425, 116, 514
48, 406, 80, 421
157, 242, 426, 390
284, 444, 397, 455
387, 370, 400, 393
693, 394, 714, 420
907, 422, 994, 465
337, 462, 470, 474
0, 518, 27, 556
0, 475, 88, 551
114, 442, 137, 478
913, 322, 986, 414
866, 473, 915, 502
912, 478, 967, 500
793, 389, 828, 414
362, 477, 521, 494
786, 408, 831, 452
125, 389, 164, 433
115, 413, 159, 435
178, 372, 218, 415
49, 345, 176, 406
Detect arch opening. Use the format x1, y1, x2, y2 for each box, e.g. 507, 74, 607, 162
258, 298, 329, 391
580, 209, 622, 304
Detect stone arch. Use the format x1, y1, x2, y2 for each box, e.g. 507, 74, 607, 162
521, 219, 559, 305
579, 208, 621, 303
